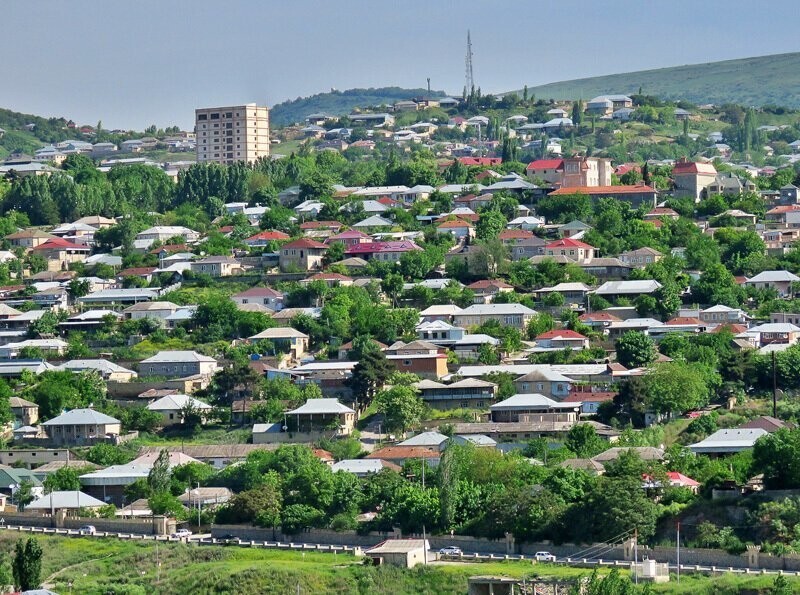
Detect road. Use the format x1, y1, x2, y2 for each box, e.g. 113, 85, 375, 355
2, 524, 799, 579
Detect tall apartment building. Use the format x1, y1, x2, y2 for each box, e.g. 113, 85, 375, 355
195, 104, 270, 164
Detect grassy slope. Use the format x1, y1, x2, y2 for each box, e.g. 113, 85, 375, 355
516, 52, 800, 108
1, 532, 794, 595
270, 87, 446, 127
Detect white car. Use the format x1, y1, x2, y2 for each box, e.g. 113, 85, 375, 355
171, 529, 192, 538
534, 551, 557, 562
78, 525, 96, 535
438, 546, 462, 556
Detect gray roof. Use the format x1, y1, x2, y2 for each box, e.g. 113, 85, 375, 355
0, 360, 56, 376
78, 288, 159, 302
746, 270, 800, 283
140, 350, 218, 364
398, 431, 449, 447
287, 398, 355, 415
332, 459, 394, 474
595, 280, 662, 295
490, 394, 578, 411
58, 359, 136, 376
688, 428, 768, 453
42, 408, 120, 426
147, 394, 212, 411
27, 490, 105, 510
458, 304, 537, 316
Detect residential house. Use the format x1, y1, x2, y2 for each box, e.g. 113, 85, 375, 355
509, 236, 546, 261
190, 256, 243, 277
138, 350, 220, 378
285, 398, 355, 435
325, 229, 372, 246
244, 230, 290, 248
688, 428, 768, 455
363, 540, 430, 569
594, 279, 662, 301
4, 229, 57, 249
535, 282, 592, 306
619, 247, 663, 268
489, 393, 581, 423
364, 446, 441, 467
436, 219, 475, 239
279, 238, 327, 272
413, 378, 497, 410
419, 304, 463, 323
58, 359, 137, 382
672, 158, 718, 201
344, 240, 422, 262
232, 287, 284, 311
248, 327, 309, 360
42, 409, 121, 445
9, 397, 38, 426
544, 238, 595, 262
699, 305, 749, 326
331, 459, 401, 477
547, 184, 658, 208
123, 301, 180, 326
466, 279, 514, 303
146, 394, 213, 427
454, 304, 536, 331
136, 226, 200, 245
534, 329, 590, 350
738, 323, 800, 348
707, 173, 757, 196
744, 270, 799, 297
385, 340, 449, 379
513, 369, 573, 400
32, 238, 90, 271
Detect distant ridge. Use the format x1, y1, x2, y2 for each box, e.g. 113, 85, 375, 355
270, 87, 446, 127
513, 52, 800, 108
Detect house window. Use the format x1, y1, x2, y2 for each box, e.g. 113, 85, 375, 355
198, 114, 207, 121
460, 401, 469, 408
403, 360, 411, 366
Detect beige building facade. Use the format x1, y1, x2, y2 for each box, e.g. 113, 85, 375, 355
195, 104, 270, 164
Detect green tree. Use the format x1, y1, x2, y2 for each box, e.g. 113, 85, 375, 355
345, 348, 393, 410
216, 475, 282, 527
375, 385, 425, 434
642, 361, 710, 414
565, 424, 607, 458
614, 331, 657, 368
475, 209, 507, 240
42, 466, 90, 493
86, 443, 132, 466
752, 429, 800, 489
147, 449, 172, 494
12, 538, 42, 592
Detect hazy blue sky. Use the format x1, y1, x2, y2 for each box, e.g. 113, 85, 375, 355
2, 0, 798, 130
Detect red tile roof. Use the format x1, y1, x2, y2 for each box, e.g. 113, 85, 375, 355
545, 238, 594, 250
672, 159, 717, 175
150, 244, 189, 254
467, 280, 513, 290
563, 391, 616, 403
498, 229, 533, 240
246, 230, 291, 242
549, 185, 657, 196
118, 267, 156, 277
458, 157, 502, 167
710, 323, 748, 334
767, 205, 800, 215
282, 238, 328, 249
345, 241, 422, 255
579, 312, 622, 322
365, 446, 440, 460
437, 220, 473, 228
665, 317, 702, 325
326, 230, 371, 241
526, 159, 564, 170
32, 238, 90, 251
235, 287, 283, 298
535, 329, 587, 340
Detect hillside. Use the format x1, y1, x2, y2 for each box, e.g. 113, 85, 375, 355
515, 52, 800, 108
270, 87, 445, 127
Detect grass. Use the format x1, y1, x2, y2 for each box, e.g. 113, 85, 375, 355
516, 52, 800, 108
132, 427, 252, 446
0, 532, 795, 594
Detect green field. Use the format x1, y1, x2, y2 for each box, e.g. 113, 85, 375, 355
515, 52, 800, 108
0, 532, 796, 594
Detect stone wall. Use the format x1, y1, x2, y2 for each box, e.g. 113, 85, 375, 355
0, 512, 174, 535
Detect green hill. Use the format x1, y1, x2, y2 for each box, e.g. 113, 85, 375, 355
515, 52, 800, 108
270, 87, 445, 127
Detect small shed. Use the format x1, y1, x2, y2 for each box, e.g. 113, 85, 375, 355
364, 538, 430, 568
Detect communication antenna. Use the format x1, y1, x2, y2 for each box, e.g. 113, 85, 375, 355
465, 30, 475, 95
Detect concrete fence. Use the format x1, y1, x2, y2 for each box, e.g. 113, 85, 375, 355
0, 512, 174, 536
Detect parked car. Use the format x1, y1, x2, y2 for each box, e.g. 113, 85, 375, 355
534, 551, 557, 562
171, 528, 192, 538
438, 546, 463, 556
78, 525, 96, 535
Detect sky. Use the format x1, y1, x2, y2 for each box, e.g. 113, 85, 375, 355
1, 0, 798, 130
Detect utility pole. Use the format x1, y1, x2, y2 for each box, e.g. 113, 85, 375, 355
421, 458, 425, 489
426, 78, 431, 95
676, 522, 680, 583
772, 350, 778, 417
